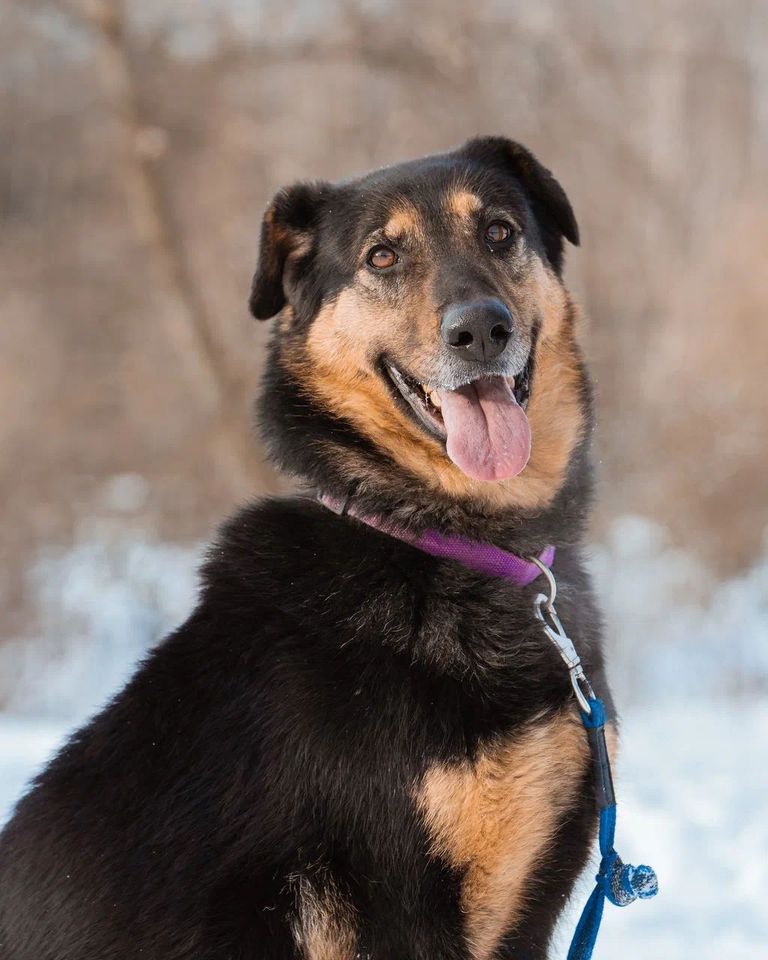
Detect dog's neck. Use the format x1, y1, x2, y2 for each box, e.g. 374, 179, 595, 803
311, 436, 593, 556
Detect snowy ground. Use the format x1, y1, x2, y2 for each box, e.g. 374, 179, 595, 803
556, 699, 768, 960
0, 715, 69, 826
2, 699, 766, 959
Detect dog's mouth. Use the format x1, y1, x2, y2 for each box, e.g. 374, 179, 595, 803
382, 352, 534, 482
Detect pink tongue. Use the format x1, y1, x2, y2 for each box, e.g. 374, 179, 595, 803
437, 376, 531, 482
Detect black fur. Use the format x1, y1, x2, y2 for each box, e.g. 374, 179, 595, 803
0, 138, 610, 960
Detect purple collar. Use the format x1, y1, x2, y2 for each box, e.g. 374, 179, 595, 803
318, 493, 555, 587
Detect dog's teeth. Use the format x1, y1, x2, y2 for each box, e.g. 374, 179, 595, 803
431, 392, 442, 409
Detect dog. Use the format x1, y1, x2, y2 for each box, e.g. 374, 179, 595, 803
0, 137, 612, 960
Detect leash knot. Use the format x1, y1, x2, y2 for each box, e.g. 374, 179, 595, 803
600, 852, 658, 907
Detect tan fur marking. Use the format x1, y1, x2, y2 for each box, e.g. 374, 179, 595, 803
445, 189, 482, 220
278, 305, 295, 334
290, 875, 357, 960
292, 289, 467, 488
384, 202, 424, 240
517, 258, 570, 339
416, 710, 589, 960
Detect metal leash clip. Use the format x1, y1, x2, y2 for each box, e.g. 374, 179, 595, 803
530, 556, 595, 715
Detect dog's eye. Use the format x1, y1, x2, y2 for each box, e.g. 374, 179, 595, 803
367, 245, 398, 270
484, 220, 515, 248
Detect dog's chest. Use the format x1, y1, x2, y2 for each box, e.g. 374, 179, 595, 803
414, 708, 589, 960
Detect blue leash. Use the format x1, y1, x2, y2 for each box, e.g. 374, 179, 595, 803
566, 697, 658, 960
530, 559, 658, 960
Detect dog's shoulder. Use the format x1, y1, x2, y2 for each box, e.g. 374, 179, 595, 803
199, 496, 428, 627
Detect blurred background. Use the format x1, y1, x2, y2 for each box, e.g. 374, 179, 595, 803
1, 1, 767, 956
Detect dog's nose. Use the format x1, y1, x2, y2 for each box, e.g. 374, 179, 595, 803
440, 300, 513, 362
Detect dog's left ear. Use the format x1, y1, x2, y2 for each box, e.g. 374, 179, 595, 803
459, 136, 579, 272
250, 181, 330, 320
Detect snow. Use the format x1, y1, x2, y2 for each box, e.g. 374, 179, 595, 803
555, 699, 768, 960
0, 518, 201, 719
1, 511, 767, 957
592, 515, 768, 704
0, 716, 70, 826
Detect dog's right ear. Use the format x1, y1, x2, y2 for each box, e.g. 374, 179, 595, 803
249, 182, 330, 320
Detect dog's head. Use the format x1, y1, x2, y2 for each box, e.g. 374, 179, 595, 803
252, 137, 589, 517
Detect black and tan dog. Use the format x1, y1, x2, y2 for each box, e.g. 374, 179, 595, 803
0, 138, 612, 960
